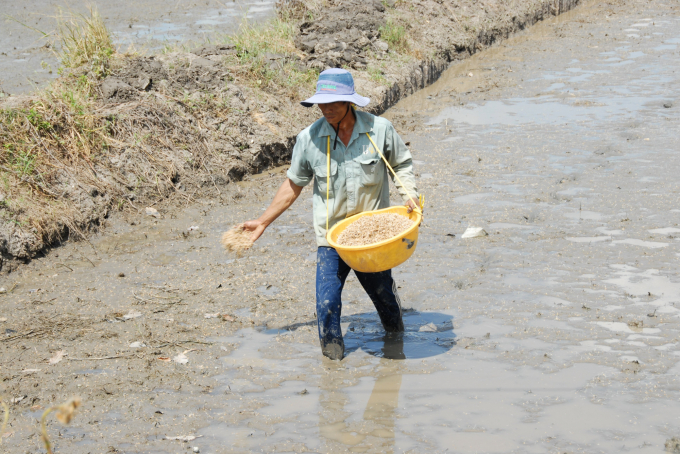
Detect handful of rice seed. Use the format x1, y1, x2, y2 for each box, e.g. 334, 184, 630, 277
220, 224, 253, 253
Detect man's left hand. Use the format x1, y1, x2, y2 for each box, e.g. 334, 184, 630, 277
406, 197, 420, 213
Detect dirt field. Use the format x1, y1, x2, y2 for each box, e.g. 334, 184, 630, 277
2, 0, 680, 452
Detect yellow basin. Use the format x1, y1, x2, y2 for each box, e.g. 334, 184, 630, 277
326, 206, 421, 273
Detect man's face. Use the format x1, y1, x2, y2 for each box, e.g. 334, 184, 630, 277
318, 102, 351, 125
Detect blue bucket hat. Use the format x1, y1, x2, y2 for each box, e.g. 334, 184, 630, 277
300, 68, 370, 108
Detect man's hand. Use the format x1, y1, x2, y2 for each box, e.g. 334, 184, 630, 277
240, 178, 303, 243
406, 196, 420, 213
243, 219, 267, 242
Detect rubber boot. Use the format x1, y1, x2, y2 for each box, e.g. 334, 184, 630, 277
321, 338, 345, 361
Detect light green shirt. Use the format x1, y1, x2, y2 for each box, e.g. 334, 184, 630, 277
287, 110, 418, 247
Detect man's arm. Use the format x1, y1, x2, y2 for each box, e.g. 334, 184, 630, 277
244, 129, 312, 241
243, 178, 303, 242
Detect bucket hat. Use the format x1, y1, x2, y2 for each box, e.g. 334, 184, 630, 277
301, 68, 370, 107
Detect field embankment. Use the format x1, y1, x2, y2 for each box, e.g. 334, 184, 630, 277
0, 0, 582, 272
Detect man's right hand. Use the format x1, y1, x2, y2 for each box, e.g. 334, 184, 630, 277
243, 219, 267, 242
240, 178, 303, 244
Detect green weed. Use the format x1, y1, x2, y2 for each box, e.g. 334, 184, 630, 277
220, 15, 318, 96
4, 144, 37, 177
379, 19, 409, 53
367, 65, 387, 85
27, 109, 52, 132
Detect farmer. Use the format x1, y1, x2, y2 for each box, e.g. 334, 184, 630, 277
243, 68, 419, 360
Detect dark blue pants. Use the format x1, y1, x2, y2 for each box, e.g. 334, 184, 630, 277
316, 247, 404, 357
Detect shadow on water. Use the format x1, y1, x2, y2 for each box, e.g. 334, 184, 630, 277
344, 310, 457, 360
279, 310, 456, 360
207, 311, 456, 451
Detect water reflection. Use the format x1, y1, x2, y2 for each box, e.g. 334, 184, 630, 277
379, 333, 406, 360
319, 347, 405, 452
316, 312, 455, 450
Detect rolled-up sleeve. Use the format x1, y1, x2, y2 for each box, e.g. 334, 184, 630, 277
286, 133, 313, 187
385, 124, 418, 202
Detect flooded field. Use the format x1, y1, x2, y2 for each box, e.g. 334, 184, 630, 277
0, 0, 275, 94
2, 0, 680, 452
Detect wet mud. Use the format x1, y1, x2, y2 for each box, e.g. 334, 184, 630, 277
2, 0, 680, 452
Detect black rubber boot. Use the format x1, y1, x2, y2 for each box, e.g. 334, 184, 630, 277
383, 316, 405, 333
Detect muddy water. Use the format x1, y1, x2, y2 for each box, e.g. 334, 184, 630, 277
2, 0, 680, 452
0, 0, 274, 95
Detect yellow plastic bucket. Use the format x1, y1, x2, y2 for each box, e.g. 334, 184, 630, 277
326, 206, 422, 273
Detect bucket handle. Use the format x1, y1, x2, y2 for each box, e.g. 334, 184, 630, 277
364, 132, 423, 215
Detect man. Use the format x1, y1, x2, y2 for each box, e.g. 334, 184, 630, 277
243, 68, 419, 360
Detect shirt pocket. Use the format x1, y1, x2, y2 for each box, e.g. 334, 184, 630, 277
314, 161, 338, 198
357, 155, 384, 187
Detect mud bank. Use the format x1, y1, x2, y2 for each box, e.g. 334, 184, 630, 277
0, 0, 584, 272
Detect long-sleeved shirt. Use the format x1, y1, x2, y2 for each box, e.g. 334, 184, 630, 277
287, 110, 418, 247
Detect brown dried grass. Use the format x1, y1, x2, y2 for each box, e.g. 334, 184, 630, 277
0, 76, 108, 240
40, 397, 81, 454
0, 69, 233, 251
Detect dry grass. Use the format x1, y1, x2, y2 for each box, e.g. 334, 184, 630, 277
0, 395, 80, 452
0, 74, 107, 237
0, 397, 8, 445
40, 397, 81, 454
0, 6, 116, 244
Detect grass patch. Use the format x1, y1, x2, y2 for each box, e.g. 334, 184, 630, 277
366, 58, 388, 86
0, 8, 112, 241
379, 19, 409, 53
55, 7, 114, 76
367, 67, 387, 85
0, 75, 105, 192
1, 6, 112, 197
225, 15, 318, 96
160, 12, 319, 98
